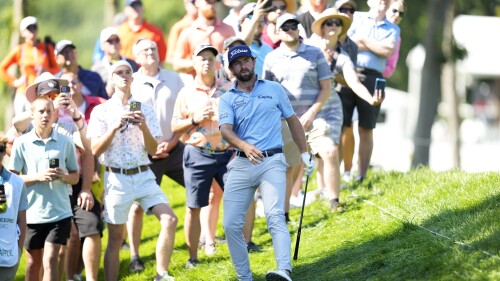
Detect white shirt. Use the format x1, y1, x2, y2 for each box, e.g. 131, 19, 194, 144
87, 95, 162, 168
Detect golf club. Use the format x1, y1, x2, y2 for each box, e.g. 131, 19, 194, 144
293, 153, 312, 260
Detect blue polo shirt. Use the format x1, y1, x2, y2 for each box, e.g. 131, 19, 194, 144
219, 76, 295, 151
9, 128, 78, 224
348, 12, 400, 73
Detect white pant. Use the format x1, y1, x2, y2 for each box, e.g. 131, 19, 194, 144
223, 153, 291, 281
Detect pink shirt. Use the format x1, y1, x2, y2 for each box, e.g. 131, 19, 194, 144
383, 37, 401, 78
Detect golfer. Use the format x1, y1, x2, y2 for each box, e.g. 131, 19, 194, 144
219, 45, 314, 281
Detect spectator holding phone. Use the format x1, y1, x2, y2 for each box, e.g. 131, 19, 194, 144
307, 7, 383, 210
9, 94, 79, 281
87, 61, 177, 281
344, 0, 399, 182
0, 134, 28, 281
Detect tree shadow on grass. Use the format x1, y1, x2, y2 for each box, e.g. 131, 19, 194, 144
290, 193, 500, 281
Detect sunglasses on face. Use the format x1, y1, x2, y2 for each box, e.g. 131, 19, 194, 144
26, 24, 38, 32
247, 13, 265, 22
339, 7, 356, 14
107, 38, 120, 44
45, 93, 60, 100
324, 18, 343, 27
271, 5, 287, 12
392, 9, 405, 17
0, 146, 6, 153
280, 24, 298, 32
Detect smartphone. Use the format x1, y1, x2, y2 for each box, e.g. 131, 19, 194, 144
130, 101, 141, 111
49, 158, 59, 168
60, 85, 70, 94
0, 184, 6, 209
375, 78, 386, 98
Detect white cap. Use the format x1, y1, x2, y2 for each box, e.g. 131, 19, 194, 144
54, 39, 76, 55
20, 16, 37, 32
100, 27, 119, 44
276, 13, 300, 30
109, 60, 133, 75
240, 3, 256, 19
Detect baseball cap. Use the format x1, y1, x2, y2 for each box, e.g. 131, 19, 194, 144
223, 36, 246, 51
25, 72, 68, 103
193, 44, 218, 56
240, 3, 256, 19
334, 0, 357, 9
276, 13, 300, 30
227, 45, 254, 65
20, 16, 37, 32
100, 27, 120, 44
54, 39, 76, 56
126, 0, 142, 6
109, 60, 133, 75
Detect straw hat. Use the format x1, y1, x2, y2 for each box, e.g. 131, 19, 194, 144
25, 72, 68, 103
311, 8, 352, 37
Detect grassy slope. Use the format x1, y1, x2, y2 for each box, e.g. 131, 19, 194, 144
14, 169, 500, 280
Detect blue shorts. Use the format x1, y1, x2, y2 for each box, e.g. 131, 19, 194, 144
183, 144, 232, 208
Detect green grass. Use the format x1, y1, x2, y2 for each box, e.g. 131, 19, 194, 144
14, 168, 500, 280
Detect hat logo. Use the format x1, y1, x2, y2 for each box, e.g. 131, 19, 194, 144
230, 48, 248, 57
48, 82, 55, 87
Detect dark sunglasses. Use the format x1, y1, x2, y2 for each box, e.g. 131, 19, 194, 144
271, 5, 287, 12
339, 7, 356, 14
0, 146, 6, 153
324, 19, 343, 27
280, 24, 298, 32
26, 24, 38, 32
247, 13, 265, 22
392, 9, 405, 17
107, 38, 120, 44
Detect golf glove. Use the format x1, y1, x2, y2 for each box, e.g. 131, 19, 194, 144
301, 152, 315, 176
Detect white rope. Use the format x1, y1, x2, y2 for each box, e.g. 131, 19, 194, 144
350, 193, 499, 259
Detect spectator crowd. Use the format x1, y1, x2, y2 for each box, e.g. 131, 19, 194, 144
0, 0, 403, 280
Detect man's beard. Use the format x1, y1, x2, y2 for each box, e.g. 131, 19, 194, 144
234, 69, 254, 82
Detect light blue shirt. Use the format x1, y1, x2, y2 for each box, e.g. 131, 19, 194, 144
219, 76, 295, 151
250, 40, 273, 77
348, 11, 400, 73
9, 128, 78, 224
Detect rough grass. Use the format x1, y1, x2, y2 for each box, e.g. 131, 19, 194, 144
15, 168, 500, 280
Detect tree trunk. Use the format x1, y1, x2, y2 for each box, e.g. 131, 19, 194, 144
104, 0, 119, 26
411, 0, 447, 167
441, 0, 460, 168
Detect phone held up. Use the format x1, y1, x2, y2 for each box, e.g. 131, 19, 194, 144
374, 78, 386, 99
49, 158, 60, 169
129, 101, 142, 124
0, 184, 6, 213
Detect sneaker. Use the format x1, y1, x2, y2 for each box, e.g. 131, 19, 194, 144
247, 241, 262, 253
330, 201, 345, 213
121, 241, 130, 250
204, 243, 216, 256
154, 271, 175, 281
342, 172, 352, 183
185, 258, 199, 269
129, 258, 145, 273
266, 269, 292, 281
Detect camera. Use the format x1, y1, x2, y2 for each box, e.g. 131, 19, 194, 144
60, 85, 70, 94
49, 158, 59, 168
130, 101, 141, 111
374, 78, 386, 99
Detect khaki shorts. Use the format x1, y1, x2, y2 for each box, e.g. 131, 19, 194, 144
306, 118, 337, 155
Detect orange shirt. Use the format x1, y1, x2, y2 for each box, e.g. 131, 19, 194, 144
172, 78, 231, 151
173, 18, 235, 76
0, 41, 59, 95
118, 20, 167, 63
166, 14, 196, 65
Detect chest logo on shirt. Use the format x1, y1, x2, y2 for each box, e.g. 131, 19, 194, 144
233, 100, 247, 110
257, 95, 272, 100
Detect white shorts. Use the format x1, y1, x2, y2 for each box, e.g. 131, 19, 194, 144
103, 169, 169, 224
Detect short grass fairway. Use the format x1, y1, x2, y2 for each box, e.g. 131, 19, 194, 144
15, 168, 500, 281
